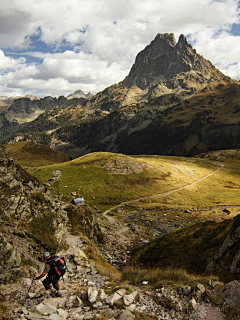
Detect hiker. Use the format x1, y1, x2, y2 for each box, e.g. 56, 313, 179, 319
33, 252, 62, 297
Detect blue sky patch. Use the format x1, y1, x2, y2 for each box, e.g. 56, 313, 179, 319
231, 23, 240, 36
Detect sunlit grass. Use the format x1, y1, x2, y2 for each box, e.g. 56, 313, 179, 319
5, 141, 69, 166
26, 152, 226, 211
122, 265, 217, 288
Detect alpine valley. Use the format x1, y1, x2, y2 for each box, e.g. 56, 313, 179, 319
1, 34, 240, 320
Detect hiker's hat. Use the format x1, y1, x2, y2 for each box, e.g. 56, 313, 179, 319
43, 252, 50, 258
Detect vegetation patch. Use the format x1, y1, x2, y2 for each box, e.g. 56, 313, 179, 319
129, 218, 233, 278
27, 152, 224, 211
81, 235, 121, 283
122, 265, 215, 289
27, 213, 59, 253
5, 141, 69, 167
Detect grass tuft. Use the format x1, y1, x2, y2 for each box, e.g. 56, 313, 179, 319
81, 235, 122, 283
122, 265, 215, 288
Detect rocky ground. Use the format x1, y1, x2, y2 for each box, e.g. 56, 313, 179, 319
1, 231, 240, 320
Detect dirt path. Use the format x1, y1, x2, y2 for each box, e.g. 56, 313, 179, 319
103, 164, 224, 222
59, 232, 84, 256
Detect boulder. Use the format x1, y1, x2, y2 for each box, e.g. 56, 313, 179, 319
35, 302, 57, 315
119, 309, 135, 320
68, 295, 82, 308
106, 289, 126, 306
123, 291, 138, 306
99, 289, 107, 301
73, 248, 88, 264
180, 285, 192, 296
193, 283, 205, 301
88, 287, 98, 303
188, 298, 197, 311
220, 280, 240, 311
42, 297, 67, 309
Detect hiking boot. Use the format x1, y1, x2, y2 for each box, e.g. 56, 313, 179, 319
55, 292, 62, 297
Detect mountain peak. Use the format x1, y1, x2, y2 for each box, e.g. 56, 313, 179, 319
155, 32, 176, 45
122, 33, 227, 90
67, 90, 93, 99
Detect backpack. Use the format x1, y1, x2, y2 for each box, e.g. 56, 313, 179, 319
52, 256, 67, 279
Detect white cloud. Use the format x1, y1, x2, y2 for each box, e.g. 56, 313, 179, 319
0, 50, 127, 97
0, 50, 26, 72
0, 0, 240, 97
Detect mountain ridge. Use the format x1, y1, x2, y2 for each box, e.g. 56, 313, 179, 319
0, 33, 239, 159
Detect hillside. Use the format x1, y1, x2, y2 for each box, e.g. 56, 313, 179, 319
129, 216, 240, 282
5, 141, 70, 166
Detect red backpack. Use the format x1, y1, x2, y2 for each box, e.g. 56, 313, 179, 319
52, 256, 67, 278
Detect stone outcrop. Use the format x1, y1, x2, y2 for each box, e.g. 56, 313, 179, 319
0, 145, 69, 282
206, 214, 240, 278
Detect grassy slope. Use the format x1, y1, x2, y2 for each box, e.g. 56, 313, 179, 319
26, 151, 240, 212
26, 152, 221, 210
129, 217, 233, 270
5, 141, 70, 166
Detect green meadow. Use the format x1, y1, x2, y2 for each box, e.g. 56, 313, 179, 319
22, 150, 240, 213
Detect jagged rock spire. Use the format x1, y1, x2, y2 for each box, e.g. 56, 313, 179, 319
122, 33, 226, 90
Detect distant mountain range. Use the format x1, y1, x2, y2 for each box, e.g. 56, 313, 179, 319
0, 33, 239, 158
0, 90, 93, 127
67, 90, 93, 99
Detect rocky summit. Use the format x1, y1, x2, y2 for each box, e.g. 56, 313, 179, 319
123, 33, 226, 90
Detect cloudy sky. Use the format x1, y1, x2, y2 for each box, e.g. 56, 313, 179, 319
0, 0, 240, 98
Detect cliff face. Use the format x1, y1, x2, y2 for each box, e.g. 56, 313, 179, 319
206, 214, 240, 280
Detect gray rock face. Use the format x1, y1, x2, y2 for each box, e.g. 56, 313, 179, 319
123, 33, 227, 90
206, 214, 240, 277
220, 280, 240, 310
0, 96, 68, 129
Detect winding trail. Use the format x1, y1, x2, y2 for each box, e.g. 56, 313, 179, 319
103, 164, 224, 223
